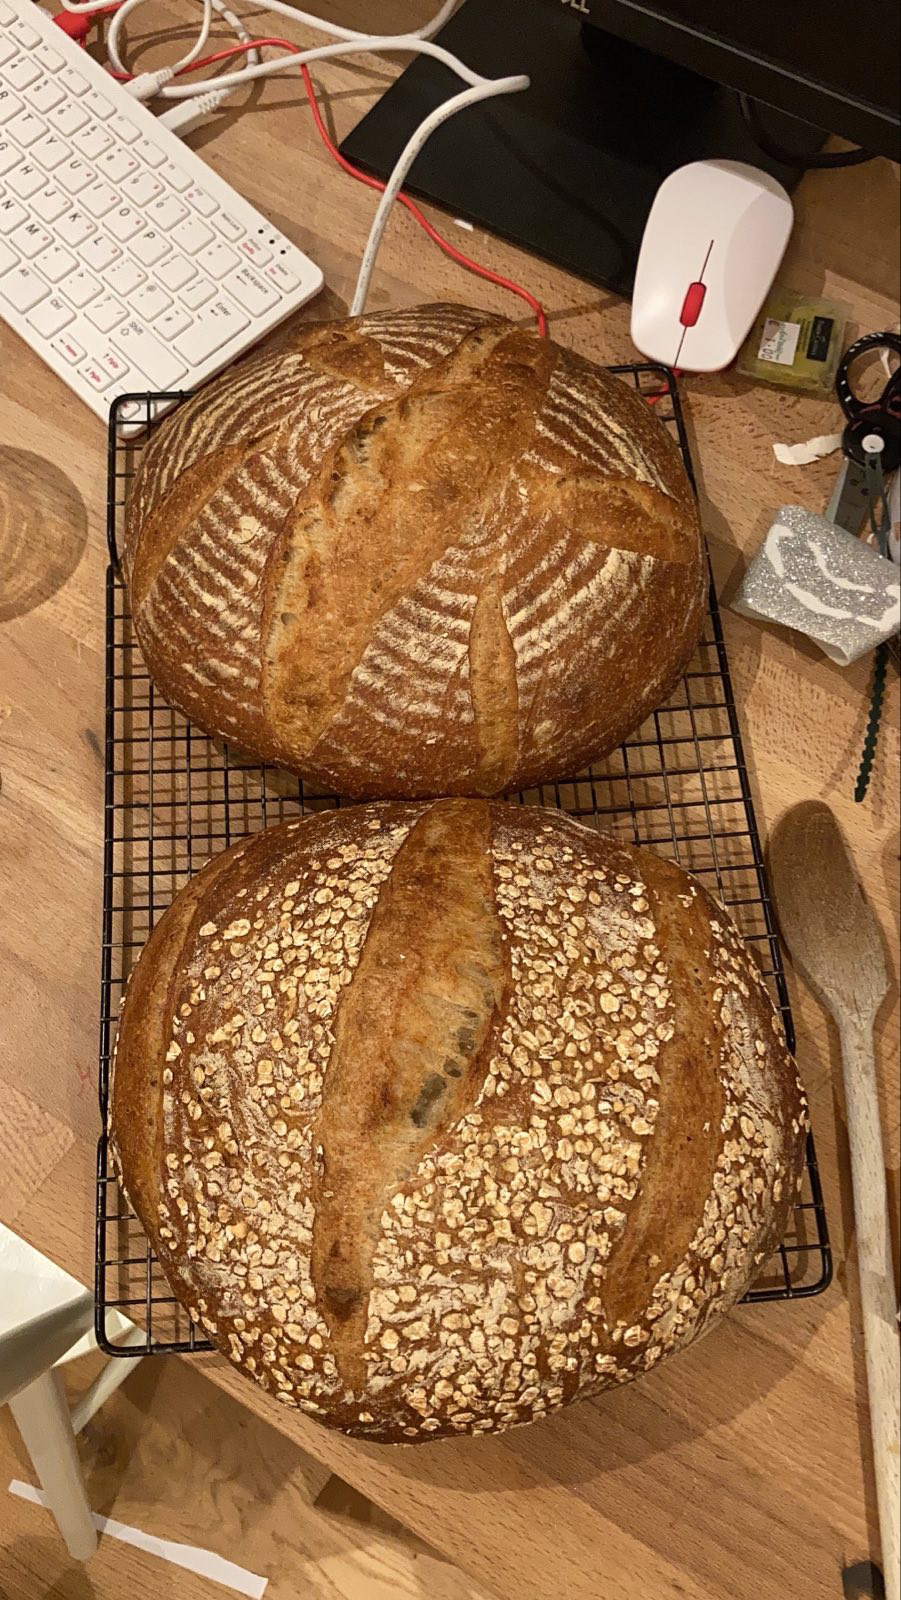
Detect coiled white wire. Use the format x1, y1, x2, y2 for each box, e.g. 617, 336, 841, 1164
55, 1, 528, 315
104, 0, 259, 78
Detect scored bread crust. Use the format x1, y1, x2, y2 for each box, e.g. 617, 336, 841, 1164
111, 801, 808, 1443
122, 304, 706, 799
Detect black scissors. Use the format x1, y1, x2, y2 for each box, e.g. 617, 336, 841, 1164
827, 332, 901, 532
835, 330, 901, 472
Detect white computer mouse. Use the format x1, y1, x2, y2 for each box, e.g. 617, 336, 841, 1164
630, 160, 794, 372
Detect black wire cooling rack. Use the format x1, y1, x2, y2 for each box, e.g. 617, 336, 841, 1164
95, 366, 832, 1357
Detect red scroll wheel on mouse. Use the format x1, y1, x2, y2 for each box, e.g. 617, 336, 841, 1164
680, 282, 707, 327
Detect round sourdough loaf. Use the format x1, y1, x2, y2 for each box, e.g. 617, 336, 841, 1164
111, 800, 807, 1443
122, 304, 705, 798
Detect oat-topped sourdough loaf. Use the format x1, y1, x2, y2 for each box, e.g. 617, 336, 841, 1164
111, 800, 807, 1442
123, 303, 705, 798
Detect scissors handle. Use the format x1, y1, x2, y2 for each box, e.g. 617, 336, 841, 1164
836, 331, 901, 423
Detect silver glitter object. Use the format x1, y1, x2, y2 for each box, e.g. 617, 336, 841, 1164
734, 504, 901, 666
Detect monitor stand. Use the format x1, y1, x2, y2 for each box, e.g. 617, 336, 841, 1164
340, 0, 827, 296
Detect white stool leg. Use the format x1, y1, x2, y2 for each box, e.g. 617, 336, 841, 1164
9, 1368, 98, 1560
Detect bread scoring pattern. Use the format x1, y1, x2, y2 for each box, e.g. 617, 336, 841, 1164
123, 305, 706, 798
111, 802, 808, 1442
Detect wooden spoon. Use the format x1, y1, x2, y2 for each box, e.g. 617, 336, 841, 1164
769, 801, 899, 1600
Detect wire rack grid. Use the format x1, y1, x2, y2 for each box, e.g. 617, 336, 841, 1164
96, 366, 832, 1358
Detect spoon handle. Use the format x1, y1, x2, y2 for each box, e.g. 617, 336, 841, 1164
840, 1013, 900, 1600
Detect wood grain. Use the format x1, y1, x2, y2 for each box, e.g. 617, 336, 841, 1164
770, 804, 900, 1600
0, 3, 899, 1597
0, 1355, 489, 1600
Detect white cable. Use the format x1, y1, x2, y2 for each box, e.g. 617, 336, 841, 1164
159, 87, 233, 134
106, 0, 211, 76
57, 0, 526, 319
104, 0, 258, 77
351, 74, 528, 315
58, 0, 458, 36
154, 36, 499, 98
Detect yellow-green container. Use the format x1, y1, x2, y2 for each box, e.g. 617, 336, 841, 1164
738, 292, 848, 393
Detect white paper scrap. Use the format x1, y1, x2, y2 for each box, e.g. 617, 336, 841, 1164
9, 1480, 268, 1598
772, 433, 843, 466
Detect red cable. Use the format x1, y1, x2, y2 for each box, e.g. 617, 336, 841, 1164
298, 63, 548, 337
74, 19, 682, 407
104, 31, 549, 335
646, 367, 682, 405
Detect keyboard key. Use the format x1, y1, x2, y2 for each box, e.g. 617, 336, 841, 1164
0, 38, 17, 71
180, 275, 214, 311
7, 162, 44, 199
84, 90, 115, 121
157, 253, 195, 292
198, 241, 239, 280
6, 57, 42, 93
31, 184, 67, 223
0, 139, 19, 176
47, 100, 89, 137
74, 123, 114, 161
107, 204, 144, 242
130, 228, 169, 267
149, 194, 188, 231
238, 237, 272, 267
51, 330, 85, 365
32, 133, 68, 173
171, 216, 212, 255
122, 170, 163, 208
109, 114, 140, 144
60, 67, 89, 96
36, 43, 65, 73
26, 78, 65, 115
185, 185, 218, 218
11, 19, 41, 49
10, 219, 52, 259
113, 318, 186, 387
216, 212, 245, 243
58, 157, 93, 195
83, 182, 118, 219
79, 360, 113, 392
156, 305, 191, 342
33, 243, 76, 283
0, 89, 22, 125
80, 233, 121, 272
0, 0, 14, 21
28, 292, 74, 337
135, 137, 166, 169
57, 208, 95, 247
4, 264, 48, 313
106, 257, 146, 296
8, 109, 46, 148
96, 146, 138, 184
229, 264, 279, 315
132, 282, 172, 321
174, 297, 248, 365
116, 399, 143, 422
0, 194, 27, 232
62, 269, 101, 308
100, 347, 130, 380
87, 294, 127, 333
264, 260, 300, 293
0, 235, 14, 274
161, 161, 191, 193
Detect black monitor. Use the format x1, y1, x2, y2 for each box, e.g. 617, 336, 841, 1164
341, 0, 901, 296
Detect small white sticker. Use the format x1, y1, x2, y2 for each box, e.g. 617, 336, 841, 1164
758, 318, 801, 366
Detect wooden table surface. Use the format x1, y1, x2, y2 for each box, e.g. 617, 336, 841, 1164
1, 6, 899, 1599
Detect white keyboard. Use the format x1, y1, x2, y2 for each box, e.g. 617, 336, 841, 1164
0, 0, 323, 424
